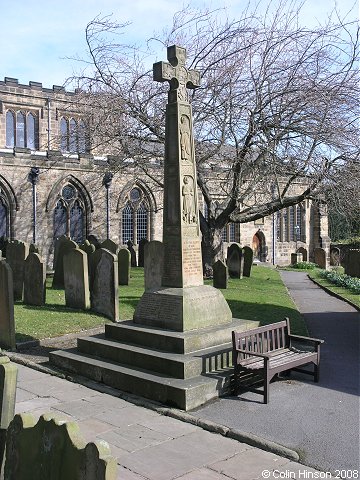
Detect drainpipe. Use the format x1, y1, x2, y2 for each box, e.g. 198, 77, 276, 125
28, 167, 40, 244
102, 172, 113, 239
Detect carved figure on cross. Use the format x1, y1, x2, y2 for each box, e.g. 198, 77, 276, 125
153, 45, 200, 103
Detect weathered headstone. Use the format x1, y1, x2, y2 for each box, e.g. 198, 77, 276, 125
127, 240, 137, 267
4, 413, 117, 480
52, 237, 77, 289
0, 260, 15, 350
291, 252, 303, 265
243, 246, 254, 277
0, 354, 18, 468
134, 45, 231, 331
144, 241, 164, 291
345, 249, 360, 278
297, 247, 308, 262
64, 249, 90, 310
314, 247, 327, 269
87, 235, 101, 250
80, 239, 96, 276
90, 249, 119, 322
6, 240, 30, 301
23, 253, 46, 306
118, 248, 131, 286
100, 239, 119, 255
227, 243, 244, 279
213, 260, 228, 289
330, 247, 341, 267
29, 244, 40, 255
138, 238, 148, 268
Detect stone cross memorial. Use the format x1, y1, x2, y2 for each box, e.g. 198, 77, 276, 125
134, 45, 231, 331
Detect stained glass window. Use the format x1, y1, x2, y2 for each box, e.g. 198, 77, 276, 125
0, 198, 8, 238
6, 111, 15, 147
122, 202, 134, 244
136, 202, 148, 242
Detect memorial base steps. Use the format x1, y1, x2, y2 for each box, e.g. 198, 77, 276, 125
49, 318, 258, 410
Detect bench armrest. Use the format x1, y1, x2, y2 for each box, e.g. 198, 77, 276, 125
234, 348, 270, 359
289, 334, 324, 345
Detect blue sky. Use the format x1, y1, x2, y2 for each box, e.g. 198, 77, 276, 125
0, 0, 357, 89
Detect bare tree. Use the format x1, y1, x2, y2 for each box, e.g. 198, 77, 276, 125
69, 1, 359, 268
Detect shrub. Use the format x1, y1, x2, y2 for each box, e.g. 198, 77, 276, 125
319, 270, 360, 294
293, 262, 318, 270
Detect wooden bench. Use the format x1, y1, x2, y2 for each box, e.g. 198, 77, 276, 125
232, 318, 324, 403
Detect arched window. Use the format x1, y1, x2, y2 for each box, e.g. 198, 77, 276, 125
53, 184, 86, 243
0, 197, 8, 238
120, 187, 150, 245
6, 111, 15, 147
60, 118, 68, 152
5, 110, 39, 149
122, 202, 134, 244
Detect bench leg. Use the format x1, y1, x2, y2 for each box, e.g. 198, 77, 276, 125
264, 379, 269, 404
314, 364, 320, 382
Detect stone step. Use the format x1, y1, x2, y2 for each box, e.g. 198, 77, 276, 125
105, 318, 258, 354
49, 349, 231, 410
77, 335, 205, 379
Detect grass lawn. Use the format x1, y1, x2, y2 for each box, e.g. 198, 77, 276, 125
14, 265, 307, 343
307, 269, 360, 309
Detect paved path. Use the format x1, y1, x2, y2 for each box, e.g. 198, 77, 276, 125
14, 362, 328, 480
193, 271, 360, 474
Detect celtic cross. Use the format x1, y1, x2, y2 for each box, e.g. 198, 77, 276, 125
153, 45, 200, 103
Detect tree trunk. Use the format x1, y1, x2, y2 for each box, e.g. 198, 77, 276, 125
201, 225, 225, 277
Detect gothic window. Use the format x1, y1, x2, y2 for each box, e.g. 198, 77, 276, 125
53, 184, 85, 243
276, 204, 306, 243
5, 110, 38, 149
121, 187, 149, 245
59, 117, 89, 154
0, 197, 8, 238
289, 206, 295, 241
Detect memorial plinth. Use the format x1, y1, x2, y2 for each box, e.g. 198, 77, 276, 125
50, 45, 256, 410
134, 45, 231, 331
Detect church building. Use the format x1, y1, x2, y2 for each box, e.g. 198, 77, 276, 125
0, 77, 330, 268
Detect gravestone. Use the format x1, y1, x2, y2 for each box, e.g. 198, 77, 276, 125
90, 249, 119, 322
52, 237, 77, 289
144, 240, 164, 291
29, 244, 40, 255
330, 247, 341, 267
64, 249, 90, 310
345, 249, 360, 278
227, 243, 244, 279
6, 240, 30, 301
80, 239, 95, 276
4, 413, 117, 480
0, 354, 18, 468
118, 248, 131, 286
314, 247, 327, 269
138, 238, 148, 267
297, 247, 308, 262
87, 235, 101, 250
134, 45, 231, 331
291, 252, 303, 265
0, 260, 15, 350
101, 239, 119, 255
23, 253, 46, 306
213, 260, 228, 289
243, 246, 254, 277
127, 240, 137, 267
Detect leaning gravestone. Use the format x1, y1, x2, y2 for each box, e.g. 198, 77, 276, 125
297, 247, 308, 262
64, 249, 90, 310
144, 241, 164, 291
4, 413, 117, 480
79, 240, 95, 276
243, 246, 254, 277
118, 248, 131, 286
314, 247, 327, 269
6, 240, 30, 301
213, 260, 228, 289
0, 260, 15, 350
52, 237, 77, 289
138, 238, 148, 268
227, 243, 244, 279
101, 239, 119, 255
23, 253, 46, 306
90, 249, 119, 322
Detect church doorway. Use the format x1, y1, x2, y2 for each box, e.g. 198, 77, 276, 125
252, 230, 267, 262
